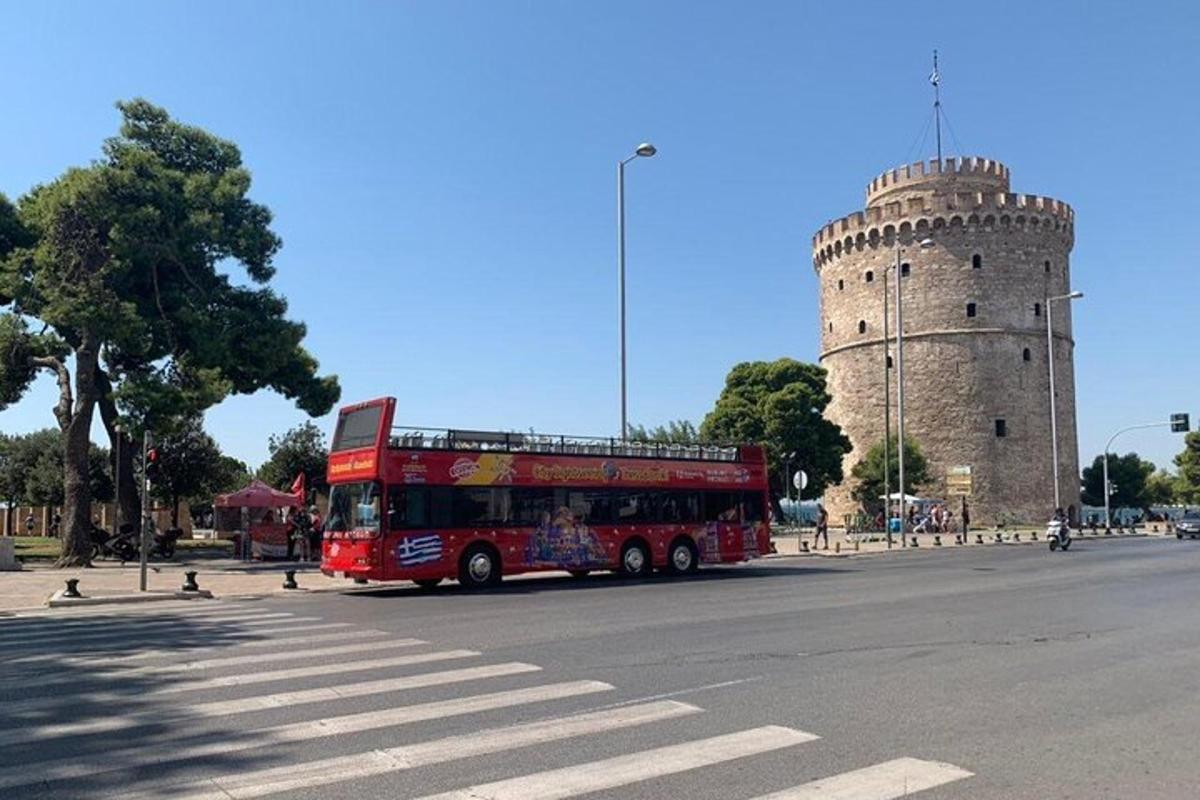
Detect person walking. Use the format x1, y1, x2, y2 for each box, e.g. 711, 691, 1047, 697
814, 504, 829, 550
24, 513, 35, 536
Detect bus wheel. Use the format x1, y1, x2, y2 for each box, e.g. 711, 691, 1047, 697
620, 540, 651, 578
667, 538, 699, 575
414, 578, 442, 589
460, 544, 501, 589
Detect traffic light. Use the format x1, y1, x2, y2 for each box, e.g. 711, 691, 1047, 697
145, 448, 161, 483
1171, 413, 1190, 433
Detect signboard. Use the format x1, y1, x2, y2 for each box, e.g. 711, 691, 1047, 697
946, 465, 973, 497
793, 470, 808, 491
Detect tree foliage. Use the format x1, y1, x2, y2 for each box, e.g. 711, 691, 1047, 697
0, 100, 340, 564
849, 435, 931, 514
1174, 432, 1200, 505
626, 420, 700, 444
256, 421, 329, 497
1081, 452, 1155, 509
1144, 470, 1179, 507
0, 429, 112, 508
700, 359, 851, 505
149, 417, 249, 525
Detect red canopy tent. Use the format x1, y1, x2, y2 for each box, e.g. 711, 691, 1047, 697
215, 480, 300, 509
214, 480, 303, 559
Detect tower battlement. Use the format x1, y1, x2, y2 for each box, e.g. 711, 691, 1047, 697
866, 156, 1010, 206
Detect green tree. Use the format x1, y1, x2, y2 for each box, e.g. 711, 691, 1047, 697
149, 418, 247, 527
700, 359, 851, 515
0, 100, 339, 565
257, 421, 329, 498
627, 420, 701, 444
849, 435, 931, 515
1081, 452, 1155, 509
1174, 432, 1200, 504
1144, 470, 1178, 507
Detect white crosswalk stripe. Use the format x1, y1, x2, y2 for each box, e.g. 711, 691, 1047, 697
748, 757, 974, 799
0, 611, 974, 800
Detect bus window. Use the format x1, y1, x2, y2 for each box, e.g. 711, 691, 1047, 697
430, 487, 453, 527
660, 491, 701, 524
513, 488, 556, 526
388, 486, 431, 529
566, 490, 615, 525
615, 490, 658, 524
454, 488, 512, 526
331, 405, 383, 451
327, 482, 381, 532
740, 492, 765, 523
704, 491, 739, 522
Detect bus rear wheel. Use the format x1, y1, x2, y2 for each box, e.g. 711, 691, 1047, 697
459, 544, 501, 589
620, 540, 651, 578
667, 538, 699, 575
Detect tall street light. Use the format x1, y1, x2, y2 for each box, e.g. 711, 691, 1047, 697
894, 236, 935, 541
1046, 290, 1083, 512
617, 142, 657, 440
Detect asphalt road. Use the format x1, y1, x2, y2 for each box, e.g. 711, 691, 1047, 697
2, 536, 1199, 799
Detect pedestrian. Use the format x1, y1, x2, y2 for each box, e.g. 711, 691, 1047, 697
24, 513, 35, 536
814, 504, 829, 549
907, 505, 917, 531
307, 505, 323, 562
50, 512, 62, 538
962, 501, 971, 533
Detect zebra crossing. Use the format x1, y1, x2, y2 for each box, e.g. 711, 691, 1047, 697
0, 600, 973, 799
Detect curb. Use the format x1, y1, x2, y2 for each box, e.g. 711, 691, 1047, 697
46, 588, 215, 608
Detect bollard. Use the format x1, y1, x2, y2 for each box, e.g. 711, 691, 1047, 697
1031, 531, 1038, 541
834, 541, 841, 553
1105, 527, 1112, 535
910, 536, 919, 548
1153, 524, 1160, 533
800, 540, 809, 553
933, 535, 941, 546
976, 534, 984, 544
63, 578, 82, 598
182, 571, 200, 592
994, 533, 1003, 543
854, 540, 860, 552
283, 570, 299, 590
1013, 533, 1021, 542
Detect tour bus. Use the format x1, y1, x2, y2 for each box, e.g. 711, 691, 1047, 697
321, 397, 774, 588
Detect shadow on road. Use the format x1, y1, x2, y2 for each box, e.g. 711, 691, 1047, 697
347, 562, 849, 600
0, 604, 316, 798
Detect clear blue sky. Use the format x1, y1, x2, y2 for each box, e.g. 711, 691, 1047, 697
2, 0, 1198, 474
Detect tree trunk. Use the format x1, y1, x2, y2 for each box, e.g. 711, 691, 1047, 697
58, 338, 100, 567
96, 374, 139, 534
171, 494, 180, 528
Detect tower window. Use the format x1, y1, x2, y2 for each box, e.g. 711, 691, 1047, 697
886, 355, 893, 368
966, 302, 977, 318
1034, 302, 1041, 317
828, 322, 833, 332
1022, 348, 1031, 362
972, 254, 982, 269
901, 262, 911, 277
838, 279, 844, 291
1044, 260, 1051, 273
865, 270, 874, 283
858, 320, 866, 334
995, 419, 1007, 438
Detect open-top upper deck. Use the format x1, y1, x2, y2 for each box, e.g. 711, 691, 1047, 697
388, 425, 747, 463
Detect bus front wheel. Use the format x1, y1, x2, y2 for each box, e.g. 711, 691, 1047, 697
459, 544, 501, 589
620, 540, 651, 578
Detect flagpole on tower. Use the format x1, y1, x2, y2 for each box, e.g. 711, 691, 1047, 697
930, 50, 942, 162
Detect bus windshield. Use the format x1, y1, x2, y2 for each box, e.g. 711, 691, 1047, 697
327, 481, 382, 533
332, 405, 384, 452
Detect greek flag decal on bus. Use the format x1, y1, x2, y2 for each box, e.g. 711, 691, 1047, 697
396, 534, 443, 566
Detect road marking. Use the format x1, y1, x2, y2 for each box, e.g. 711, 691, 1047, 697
3, 623, 359, 665
583, 676, 764, 711
113, 700, 702, 800
4, 662, 544, 744
1, 649, 482, 716
1, 601, 272, 625
0, 680, 615, 790
414, 725, 819, 800
748, 757, 974, 799
0, 612, 299, 647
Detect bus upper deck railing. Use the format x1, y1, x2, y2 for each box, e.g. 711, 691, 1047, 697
388, 426, 742, 462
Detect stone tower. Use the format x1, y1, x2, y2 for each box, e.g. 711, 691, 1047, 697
812, 156, 1080, 526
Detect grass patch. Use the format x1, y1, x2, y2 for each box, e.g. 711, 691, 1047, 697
10, 534, 236, 560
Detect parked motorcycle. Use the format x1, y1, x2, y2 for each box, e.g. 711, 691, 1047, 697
89, 523, 182, 561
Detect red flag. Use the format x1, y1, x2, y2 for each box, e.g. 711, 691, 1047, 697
290, 473, 306, 502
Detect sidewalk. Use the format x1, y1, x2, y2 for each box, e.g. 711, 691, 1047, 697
0, 559, 346, 614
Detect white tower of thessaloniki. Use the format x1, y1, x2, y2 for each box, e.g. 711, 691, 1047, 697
812, 157, 1080, 527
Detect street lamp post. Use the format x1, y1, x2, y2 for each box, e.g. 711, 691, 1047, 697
882, 269, 891, 546
617, 142, 657, 440
112, 425, 122, 540
1102, 416, 1189, 530
893, 237, 935, 543
1046, 291, 1083, 512
783, 451, 797, 523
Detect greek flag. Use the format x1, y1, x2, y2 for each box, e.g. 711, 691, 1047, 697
396, 534, 443, 566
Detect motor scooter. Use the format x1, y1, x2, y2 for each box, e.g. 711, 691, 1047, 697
1047, 517, 1072, 551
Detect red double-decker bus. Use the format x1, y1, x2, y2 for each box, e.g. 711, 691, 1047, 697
320, 397, 773, 588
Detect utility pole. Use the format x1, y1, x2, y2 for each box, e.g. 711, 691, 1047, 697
882, 268, 892, 547
139, 430, 151, 592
